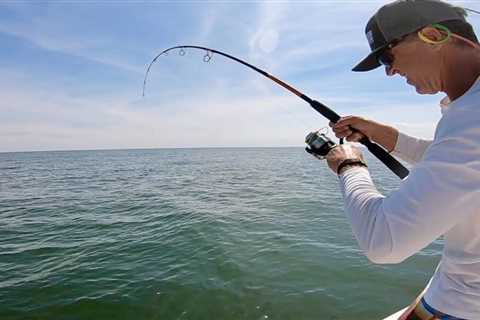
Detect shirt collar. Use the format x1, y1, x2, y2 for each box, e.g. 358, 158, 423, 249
439, 75, 480, 114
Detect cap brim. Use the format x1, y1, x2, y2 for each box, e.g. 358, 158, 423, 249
352, 48, 383, 72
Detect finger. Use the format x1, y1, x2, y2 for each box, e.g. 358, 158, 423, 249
332, 122, 353, 133
335, 133, 351, 140
330, 116, 351, 127
333, 116, 354, 126
332, 124, 351, 133
335, 129, 353, 139
334, 116, 362, 129
346, 132, 365, 142
336, 126, 354, 134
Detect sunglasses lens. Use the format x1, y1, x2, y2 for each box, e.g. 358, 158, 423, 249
378, 51, 393, 68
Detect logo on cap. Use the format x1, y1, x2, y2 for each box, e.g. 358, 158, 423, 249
366, 30, 374, 47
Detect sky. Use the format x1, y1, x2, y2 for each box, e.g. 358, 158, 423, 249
1, 0, 479, 152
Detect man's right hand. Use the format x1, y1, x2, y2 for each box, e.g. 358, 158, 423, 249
329, 116, 399, 153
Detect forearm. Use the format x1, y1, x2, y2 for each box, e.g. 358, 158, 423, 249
338, 140, 473, 264
391, 132, 433, 164
371, 122, 433, 164
338, 167, 394, 263
371, 123, 399, 153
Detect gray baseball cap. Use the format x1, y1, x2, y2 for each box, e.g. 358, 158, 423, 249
353, 0, 467, 72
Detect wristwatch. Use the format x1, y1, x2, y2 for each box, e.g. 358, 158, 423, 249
336, 158, 368, 175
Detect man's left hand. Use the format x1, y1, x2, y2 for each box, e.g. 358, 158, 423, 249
326, 144, 366, 173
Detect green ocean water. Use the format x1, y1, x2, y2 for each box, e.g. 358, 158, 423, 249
0, 148, 441, 320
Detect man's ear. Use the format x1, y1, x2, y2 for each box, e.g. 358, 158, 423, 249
418, 26, 447, 43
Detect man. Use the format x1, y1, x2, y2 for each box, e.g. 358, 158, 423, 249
323, 0, 480, 319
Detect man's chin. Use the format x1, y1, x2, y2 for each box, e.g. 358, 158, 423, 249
414, 85, 437, 95
415, 86, 426, 94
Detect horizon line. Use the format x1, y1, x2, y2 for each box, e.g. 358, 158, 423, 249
0, 143, 370, 154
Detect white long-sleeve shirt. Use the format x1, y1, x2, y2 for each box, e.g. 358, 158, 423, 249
338, 78, 480, 319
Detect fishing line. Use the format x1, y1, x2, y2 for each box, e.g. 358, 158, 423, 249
465, 7, 480, 16
142, 45, 409, 179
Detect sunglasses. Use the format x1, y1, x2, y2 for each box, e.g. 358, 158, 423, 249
377, 40, 401, 70
377, 50, 394, 69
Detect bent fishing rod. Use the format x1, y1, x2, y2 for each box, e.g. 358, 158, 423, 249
143, 45, 409, 179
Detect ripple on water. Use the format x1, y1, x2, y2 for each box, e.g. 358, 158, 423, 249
0, 148, 439, 319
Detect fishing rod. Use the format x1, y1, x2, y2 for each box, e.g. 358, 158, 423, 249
143, 45, 409, 179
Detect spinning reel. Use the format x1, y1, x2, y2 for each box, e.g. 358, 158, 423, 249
304, 129, 339, 159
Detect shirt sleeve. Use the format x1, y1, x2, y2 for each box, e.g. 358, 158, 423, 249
391, 131, 433, 165
339, 137, 479, 264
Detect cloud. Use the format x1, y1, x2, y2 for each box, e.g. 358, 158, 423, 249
0, 63, 440, 153
1, 0, 469, 152
0, 4, 145, 74
249, 2, 285, 55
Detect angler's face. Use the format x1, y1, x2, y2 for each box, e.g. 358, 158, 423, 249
384, 34, 442, 94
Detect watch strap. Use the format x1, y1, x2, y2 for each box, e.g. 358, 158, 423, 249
336, 158, 368, 175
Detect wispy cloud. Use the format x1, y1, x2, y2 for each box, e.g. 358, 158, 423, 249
1, 0, 479, 152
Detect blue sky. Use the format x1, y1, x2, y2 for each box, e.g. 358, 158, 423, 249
1, 0, 479, 152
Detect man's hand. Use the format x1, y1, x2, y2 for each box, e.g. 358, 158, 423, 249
329, 116, 399, 153
326, 144, 366, 174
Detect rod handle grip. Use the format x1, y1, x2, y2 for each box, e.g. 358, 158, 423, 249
359, 138, 409, 179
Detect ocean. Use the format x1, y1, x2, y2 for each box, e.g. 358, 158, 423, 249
0, 148, 441, 320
